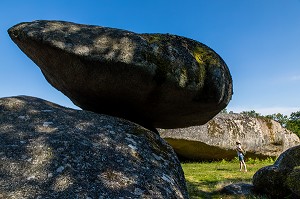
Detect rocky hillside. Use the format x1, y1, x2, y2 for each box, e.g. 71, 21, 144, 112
159, 113, 300, 161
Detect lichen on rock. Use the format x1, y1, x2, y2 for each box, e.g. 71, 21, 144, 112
8, 20, 233, 130
286, 167, 300, 196
159, 113, 300, 161
253, 145, 300, 198
0, 96, 189, 198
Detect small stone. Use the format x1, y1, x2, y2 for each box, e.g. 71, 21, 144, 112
221, 183, 254, 195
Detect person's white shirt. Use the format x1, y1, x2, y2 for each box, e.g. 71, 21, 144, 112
236, 144, 243, 155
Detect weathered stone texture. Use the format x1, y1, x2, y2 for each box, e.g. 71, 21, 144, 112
252, 145, 300, 198
286, 167, 300, 196
220, 183, 254, 196
0, 96, 188, 199
159, 113, 300, 160
8, 20, 232, 130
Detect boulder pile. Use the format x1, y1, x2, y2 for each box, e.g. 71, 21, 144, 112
8, 20, 232, 130
159, 113, 300, 161
6, 20, 234, 198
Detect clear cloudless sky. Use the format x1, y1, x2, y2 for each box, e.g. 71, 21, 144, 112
1, 0, 300, 116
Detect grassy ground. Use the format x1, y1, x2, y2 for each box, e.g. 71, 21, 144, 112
181, 158, 275, 199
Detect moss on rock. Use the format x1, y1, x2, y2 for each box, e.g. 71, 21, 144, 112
286, 167, 300, 197
9, 20, 233, 129
253, 145, 300, 198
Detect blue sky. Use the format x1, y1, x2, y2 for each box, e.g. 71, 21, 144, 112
1, 0, 300, 116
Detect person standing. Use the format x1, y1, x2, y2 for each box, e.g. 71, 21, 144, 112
236, 141, 247, 172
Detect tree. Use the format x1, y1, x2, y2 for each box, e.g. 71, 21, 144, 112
237, 109, 300, 138
265, 113, 288, 127
289, 111, 300, 121
220, 108, 228, 114
286, 111, 300, 138
240, 110, 261, 117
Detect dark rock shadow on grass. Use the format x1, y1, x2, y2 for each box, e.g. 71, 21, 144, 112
186, 178, 271, 198
185, 180, 215, 198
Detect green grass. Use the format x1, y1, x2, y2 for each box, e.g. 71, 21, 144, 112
181, 158, 275, 199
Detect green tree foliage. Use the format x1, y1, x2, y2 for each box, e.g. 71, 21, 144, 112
240, 110, 261, 117
286, 111, 300, 138
224, 109, 300, 138
265, 113, 288, 127
220, 108, 228, 114
239, 110, 300, 138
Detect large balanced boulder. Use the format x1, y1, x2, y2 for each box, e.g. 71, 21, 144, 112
8, 20, 232, 130
159, 113, 300, 161
0, 96, 188, 198
252, 145, 300, 198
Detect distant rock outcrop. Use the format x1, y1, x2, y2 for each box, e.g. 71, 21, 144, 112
159, 113, 300, 161
8, 20, 232, 130
0, 96, 188, 199
253, 145, 300, 198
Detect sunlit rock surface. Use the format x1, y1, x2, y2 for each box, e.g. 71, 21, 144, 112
159, 113, 300, 161
8, 20, 232, 130
0, 96, 188, 199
